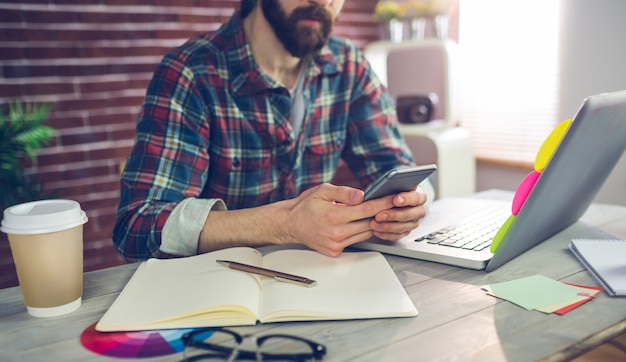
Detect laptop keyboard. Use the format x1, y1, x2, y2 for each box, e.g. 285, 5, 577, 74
414, 209, 509, 252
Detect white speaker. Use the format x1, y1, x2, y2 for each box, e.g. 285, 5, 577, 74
364, 39, 459, 127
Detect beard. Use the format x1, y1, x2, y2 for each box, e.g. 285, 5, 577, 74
261, 0, 334, 58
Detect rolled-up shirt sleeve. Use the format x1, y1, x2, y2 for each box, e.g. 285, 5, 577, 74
160, 197, 226, 256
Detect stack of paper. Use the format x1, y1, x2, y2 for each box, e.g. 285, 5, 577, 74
482, 275, 601, 315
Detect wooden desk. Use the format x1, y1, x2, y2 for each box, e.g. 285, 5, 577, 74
2, 191, 625, 361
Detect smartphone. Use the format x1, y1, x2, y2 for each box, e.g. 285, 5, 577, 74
363, 164, 437, 201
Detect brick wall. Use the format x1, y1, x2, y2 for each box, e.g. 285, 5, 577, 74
0, 0, 386, 289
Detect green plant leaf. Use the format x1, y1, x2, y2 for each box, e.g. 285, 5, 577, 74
14, 125, 57, 160
0, 99, 56, 209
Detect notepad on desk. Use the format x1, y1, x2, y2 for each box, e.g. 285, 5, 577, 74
569, 239, 626, 297
96, 247, 417, 332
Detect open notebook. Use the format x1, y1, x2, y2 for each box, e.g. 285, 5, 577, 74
353, 90, 626, 271
96, 247, 417, 332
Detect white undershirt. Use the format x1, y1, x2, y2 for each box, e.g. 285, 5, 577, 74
289, 63, 307, 138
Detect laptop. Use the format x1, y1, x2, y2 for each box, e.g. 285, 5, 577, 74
353, 90, 626, 271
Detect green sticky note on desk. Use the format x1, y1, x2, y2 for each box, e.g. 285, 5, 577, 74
485, 275, 586, 311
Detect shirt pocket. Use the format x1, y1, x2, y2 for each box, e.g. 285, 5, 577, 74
206, 141, 275, 207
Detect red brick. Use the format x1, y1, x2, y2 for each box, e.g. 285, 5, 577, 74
128, 77, 151, 90
178, 13, 223, 24
0, 264, 19, 289
61, 130, 109, 146
2, 64, 45, 79
81, 12, 128, 24
111, 126, 137, 142
0, 27, 55, 42
23, 45, 81, 59
0, 9, 23, 23
0, 46, 25, 60
108, 29, 155, 41
0, 83, 23, 98
83, 243, 126, 271
49, 181, 92, 198
54, 0, 100, 4
106, 0, 150, 5
194, 0, 240, 8
23, 82, 76, 97
83, 230, 113, 246
1, 0, 42, 3
54, 97, 109, 113
108, 94, 145, 108
88, 144, 133, 162
65, 63, 112, 77
37, 167, 65, 184
37, 148, 88, 167
109, 62, 159, 75
79, 79, 128, 93
56, 29, 107, 42
155, 29, 198, 40
81, 198, 120, 217
154, 0, 196, 7
68, 164, 116, 181
47, 114, 87, 130
127, 45, 171, 57
92, 211, 119, 233
24, 9, 81, 23
128, 12, 180, 23
91, 179, 122, 194
88, 111, 136, 127
79, 46, 127, 58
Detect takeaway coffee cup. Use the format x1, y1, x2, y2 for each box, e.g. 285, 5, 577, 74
1, 199, 87, 317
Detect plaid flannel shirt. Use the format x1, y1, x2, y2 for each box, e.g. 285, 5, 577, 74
113, 10, 414, 260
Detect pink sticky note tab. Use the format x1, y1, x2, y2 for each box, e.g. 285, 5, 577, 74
490, 215, 516, 253
512, 170, 541, 215
534, 119, 572, 172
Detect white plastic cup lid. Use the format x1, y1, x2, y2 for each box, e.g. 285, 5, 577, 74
1, 199, 88, 235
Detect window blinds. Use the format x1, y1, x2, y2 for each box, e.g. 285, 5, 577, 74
458, 0, 561, 164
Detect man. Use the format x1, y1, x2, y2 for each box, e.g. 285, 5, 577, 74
113, 0, 431, 261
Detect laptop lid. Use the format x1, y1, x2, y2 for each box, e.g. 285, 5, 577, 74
486, 90, 626, 271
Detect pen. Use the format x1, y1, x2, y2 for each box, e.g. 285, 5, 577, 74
216, 260, 317, 287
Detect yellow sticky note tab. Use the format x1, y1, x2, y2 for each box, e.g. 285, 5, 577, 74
534, 119, 572, 172
490, 214, 515, 253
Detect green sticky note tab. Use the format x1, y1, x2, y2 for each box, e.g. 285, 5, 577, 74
490, 215, 515, 253
486, 275, 587, 310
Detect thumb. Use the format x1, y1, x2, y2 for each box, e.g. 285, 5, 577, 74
321, 184, 364, 206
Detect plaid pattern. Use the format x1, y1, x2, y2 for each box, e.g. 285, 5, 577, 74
113, 10, 414, 260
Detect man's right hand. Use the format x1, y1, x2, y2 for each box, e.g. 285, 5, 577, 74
198, 183, 395, 257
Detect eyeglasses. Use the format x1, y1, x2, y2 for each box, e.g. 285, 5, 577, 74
181, 328, 327, 361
